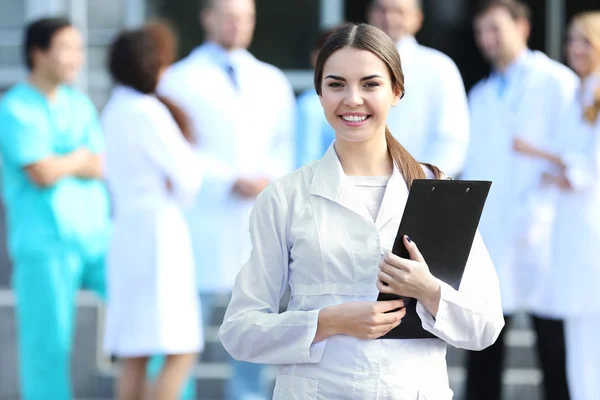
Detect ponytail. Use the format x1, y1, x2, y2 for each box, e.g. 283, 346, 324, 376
385, 125, 443, 186
583, 86, 600, 125
156, 95, 195, 145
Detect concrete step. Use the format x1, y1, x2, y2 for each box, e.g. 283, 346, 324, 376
0, 290, 546, 399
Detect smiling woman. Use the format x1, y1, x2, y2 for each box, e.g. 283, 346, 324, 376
218, 22, 505, 400
314, 23, 441, 183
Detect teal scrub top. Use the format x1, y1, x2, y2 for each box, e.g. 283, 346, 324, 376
0, 82, 111, 259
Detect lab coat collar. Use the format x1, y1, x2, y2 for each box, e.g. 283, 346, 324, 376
491, 48, 533, 83
396, 35, 418, 59
190, 41, 253, 69
310, 144, 408, 229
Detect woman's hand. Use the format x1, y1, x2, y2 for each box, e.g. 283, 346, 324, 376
513, 138, 566, 169
314, 299, 405, 342
377, 236, 442, 316
542, 172, 573, 190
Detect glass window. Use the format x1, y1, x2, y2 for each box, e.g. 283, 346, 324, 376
0, 45, 22, 68
88, 0, 124, 30
149, 0, 321, 69
0, 0, 25, 29
343, 0, 549, 92
87, 45, 109, 71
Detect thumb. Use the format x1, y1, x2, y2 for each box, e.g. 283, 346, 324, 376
404, 235, 425, 263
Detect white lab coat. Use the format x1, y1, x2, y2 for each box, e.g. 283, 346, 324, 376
547, 73, 600, 317
158, 43, 295, 293
219, 145, 504, 400
102, 86, 203, 356
387, 36, 470, 178
462, 50, 578, 317
548, 73, 600, 400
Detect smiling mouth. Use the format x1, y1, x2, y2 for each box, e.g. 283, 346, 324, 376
339, 115, 371, 125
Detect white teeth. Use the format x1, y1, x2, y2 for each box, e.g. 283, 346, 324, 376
342, 115, 368, 122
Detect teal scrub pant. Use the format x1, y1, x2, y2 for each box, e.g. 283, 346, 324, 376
12, 247, 105, 400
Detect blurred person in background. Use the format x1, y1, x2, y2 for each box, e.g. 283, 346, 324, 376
295, 27, 337, 168
0, 17, 111, 400
368, 0, 470, 178
462, 1, 578, 399
102, 21, 204, 400
158, 0, 296, 399
514, 11, 600, 400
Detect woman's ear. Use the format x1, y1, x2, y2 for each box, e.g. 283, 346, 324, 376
392, 84, 403, 107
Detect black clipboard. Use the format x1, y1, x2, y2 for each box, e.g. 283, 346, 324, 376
377, 179, 492, 339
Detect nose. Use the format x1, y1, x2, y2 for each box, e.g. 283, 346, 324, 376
344, 87, 363, 107
385, 11, 401, 27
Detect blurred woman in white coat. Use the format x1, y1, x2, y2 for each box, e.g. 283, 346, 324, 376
515, 12, 600, 400
101, 22, 203, 400
219, 23, 504, 400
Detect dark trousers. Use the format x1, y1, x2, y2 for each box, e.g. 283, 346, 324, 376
465, 314, 570, 400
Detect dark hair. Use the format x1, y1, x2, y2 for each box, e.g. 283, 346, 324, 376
473, 0, 531, 22
313, 26, 342, 51
24, 17, 72, 70
109, 21, 193, 143
314, 23, 442, 186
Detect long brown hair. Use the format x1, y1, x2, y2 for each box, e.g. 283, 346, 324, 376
571, 12, 600, 124
108, 20, 194, 143
314, 23, 442, 186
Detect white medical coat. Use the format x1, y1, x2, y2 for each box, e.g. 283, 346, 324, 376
547, 73, 600, 317
387, 36, 470, 178
462, 50, 578, 316
158, 42, 296, 293
219, 145, 504, 400
102, 86, 203, 355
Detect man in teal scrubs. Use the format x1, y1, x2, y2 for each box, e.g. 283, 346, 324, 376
0, 17, 111, 400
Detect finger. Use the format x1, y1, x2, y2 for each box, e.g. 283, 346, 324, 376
379, 307, 406, 324
377, 269, 396, 285
383, 252, 412, 272
373, 322, 400, 338
375, 299, 405, 312
376, 279, 395, 294
379, 262, 408, 282
375, 316, 405, 338
404, 235, 425, 263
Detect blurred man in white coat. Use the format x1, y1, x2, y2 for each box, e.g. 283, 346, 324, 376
462, 1, 578, 399
158, 0, 295, 399
368, 0, 470, 177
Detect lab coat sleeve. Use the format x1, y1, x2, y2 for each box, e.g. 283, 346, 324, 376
416, 231, 505, 350
0, 108, 52, 167
561, 123, 600, 191
158, 68, 238, 203
137, 103, 203, 206
425, 59, 470, 178
536, 71, 579, 177
219, 183, 327, 364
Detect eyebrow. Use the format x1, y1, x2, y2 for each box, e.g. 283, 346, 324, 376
324, 74, 383, 81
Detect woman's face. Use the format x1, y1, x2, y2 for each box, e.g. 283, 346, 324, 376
319, 47, 401, 145
566, 22, 600, 77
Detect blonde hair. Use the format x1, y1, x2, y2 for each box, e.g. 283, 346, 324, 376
572, 12, 600, 124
